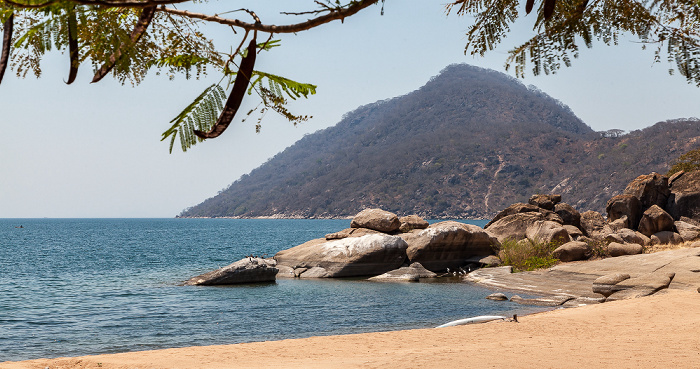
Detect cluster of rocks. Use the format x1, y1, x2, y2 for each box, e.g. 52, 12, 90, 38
185, 170, 700, 286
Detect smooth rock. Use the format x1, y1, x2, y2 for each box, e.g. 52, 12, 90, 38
525, 220, 571, 244
325, 227, 382, 240
485, 292, 508, 301
638, 205, 676, 237
615, 228, 651, 246
185, 257, 278, 286
485, 210, 548, 244
401, 221, 499, 272
298, 266, 330, 278
592, 273, 631, 297
274, 234, 409, 278
552, 241, 591, 262
606, 194, 643, 230
398, 215, 429, 232
605, 272, 675, 301
606, 242, 643, 257
650, 231, 685, 246
484, 203, 543, 228
276, 265, 295, 278
368, 262, 437, 282
350, 208, 401, 233
623, 172, 671, 209
562, 297, 606, 307
563, 224, 584, 239
675, 220, 700, 241
510, 295, 573, 306
666, 170, 700, 220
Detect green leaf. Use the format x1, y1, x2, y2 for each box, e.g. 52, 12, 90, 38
161, 84, 226, 153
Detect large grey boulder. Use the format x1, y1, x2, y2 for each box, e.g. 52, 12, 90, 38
554, 203, 582, 228
185, 257, 278, 286
650, 231, 685, 245
606, 242, 643, 257
485, 212, 549, 243
623, 172, 671, 209
529, 194, 562, 210
350, 208, 401, 232
580, 210, 606, 238
274, 234, 408, 278
552, 241, 591, 262
401, 221, 499, 272
367, 262, 437, 282
638, 205, 676, 237
675, 220, 700, 241
399, 215, 429, 232
666, 170, 700, 221
614, 228, 651, 246
525, 220, 571, 244
606, 194, 643, 230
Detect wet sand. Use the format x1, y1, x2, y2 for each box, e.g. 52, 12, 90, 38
2, 289, 699, 369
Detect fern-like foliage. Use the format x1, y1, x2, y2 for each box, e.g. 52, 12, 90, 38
161, 84, 226, 153
249, 70, 317, 100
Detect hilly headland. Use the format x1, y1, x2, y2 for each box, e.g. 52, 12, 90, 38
179, 64, 700, 219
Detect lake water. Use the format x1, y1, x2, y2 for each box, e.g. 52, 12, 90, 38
0, 218, 548, 362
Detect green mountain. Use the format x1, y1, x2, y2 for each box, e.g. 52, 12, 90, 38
180, 64, 700, 219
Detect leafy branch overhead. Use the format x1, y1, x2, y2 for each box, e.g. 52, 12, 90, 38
1, 0, 699, 153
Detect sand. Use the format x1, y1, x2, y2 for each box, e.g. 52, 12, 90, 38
2, 289, 699, 369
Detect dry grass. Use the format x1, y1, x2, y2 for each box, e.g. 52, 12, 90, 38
644, 241, 698, 253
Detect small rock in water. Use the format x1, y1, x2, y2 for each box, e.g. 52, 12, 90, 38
485, 292, 508, 301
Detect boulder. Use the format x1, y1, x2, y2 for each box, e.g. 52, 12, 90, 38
276, 265, 296, 278
592, 273, 631, 297
552, 241, 591, 262
298, 266, 330, 278
185, 257, 278, 286
274, 234, 409, 278
485, 212, 549, 243
602, 216, 628, 234
350, 208, 401, 233
563, 225, 584, 239
615, 228, 651, 246
485, 292, 508, 301
325, 227, 382, 240
554, 203, 582, 228
638, 205, 676, 237
623, 172, 671, 209
606, 242, 644, 257
401, 221, 499, 272
606, 194, 643, 231
580, 210, 606, 238
367, 262, 437, 282
605, 272, 675, 301
675, 221, 700, 241
666, 170, 700, 221
398, 215, 429, 232
529, 194, 562, 210
650, 231, 685, 246
525, 220, 571, 244
484, 203, 541, 228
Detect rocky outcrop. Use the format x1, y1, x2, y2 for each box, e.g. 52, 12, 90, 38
350, 208, 401, 233
367, 262, 437, 282
528, 194, 561, 210
666, 170, 700, 220
638, 205, 676, 237
484, 203, 542, 228
325, 227, 382, 240
675, 220, 700, 241
552, 241, 591, 262
623, 172, 671, 209
401, 221, 499, 272
554, 203, 582, 228
592, 273, 631, 297
484, 212, 550, 243
605, 272, 675, 301
580, 210, 606, 238
606, 194, 643, 230
398, 215, 429, 232
274, 234, 408, 278
185, 257, 278, 285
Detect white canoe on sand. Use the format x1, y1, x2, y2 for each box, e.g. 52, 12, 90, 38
435, 315, 507, 328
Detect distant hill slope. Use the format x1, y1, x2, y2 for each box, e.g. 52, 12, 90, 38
180, 64, 700, 219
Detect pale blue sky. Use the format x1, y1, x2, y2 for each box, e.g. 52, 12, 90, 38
1, 0, 699, 218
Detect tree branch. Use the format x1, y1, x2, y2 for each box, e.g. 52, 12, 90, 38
1, 0, 191, 9
159, 0, 379, 34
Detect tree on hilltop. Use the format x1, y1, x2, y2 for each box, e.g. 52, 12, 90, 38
1, 0, 698, 152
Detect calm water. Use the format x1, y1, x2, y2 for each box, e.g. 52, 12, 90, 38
0, 219, 545, 362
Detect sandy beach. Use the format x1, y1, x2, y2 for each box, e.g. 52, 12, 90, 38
2, 289, 698, 369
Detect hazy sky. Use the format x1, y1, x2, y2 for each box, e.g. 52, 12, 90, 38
1, 0, 699, 218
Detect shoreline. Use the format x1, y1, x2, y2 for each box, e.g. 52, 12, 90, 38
2, 289, 698, 369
